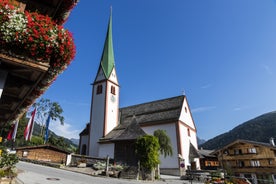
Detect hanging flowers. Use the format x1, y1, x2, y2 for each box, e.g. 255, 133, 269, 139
0, 1, 76, 76
0, 0, 77, 117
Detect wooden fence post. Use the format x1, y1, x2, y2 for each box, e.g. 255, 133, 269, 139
105, 155, 109, 176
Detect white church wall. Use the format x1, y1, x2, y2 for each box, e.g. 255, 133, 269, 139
95, 68, 106, 82
105, 81, 119, 135
98, 143, 114, 158
179, 98, 195, 129
108, 68, 118, 84
179, 123, 198, 170
89, 83, 106, 156
141, 123, 179, 169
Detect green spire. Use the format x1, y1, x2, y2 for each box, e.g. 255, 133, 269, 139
100, 12, 115, 78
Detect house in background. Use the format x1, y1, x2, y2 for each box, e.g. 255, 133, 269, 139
198, 148, 219, 170
16, 144, 70, 164
212, 139, 276, 184
79, 13, 200, 175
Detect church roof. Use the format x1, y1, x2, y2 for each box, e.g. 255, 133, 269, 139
120, 95, 185, 125
79, 123, 90, 136
99, 117, 146, 142
99, 95, 185, 143
189, 142, 200, 159
100, 13, 115, 78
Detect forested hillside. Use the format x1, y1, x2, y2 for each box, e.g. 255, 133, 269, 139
200, 111, 276, 150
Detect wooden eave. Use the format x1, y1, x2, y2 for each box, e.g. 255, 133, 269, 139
0, 53, 50, 124
16, 0, 77, 24
24, 0, 63, 19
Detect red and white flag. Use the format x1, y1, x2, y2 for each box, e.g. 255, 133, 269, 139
24, 108, 36, 141
7, 120, 19, 141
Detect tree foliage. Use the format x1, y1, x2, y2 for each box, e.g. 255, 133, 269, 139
33, 98, 64, 126
48, 136, 69, 150
153, 129, 173, 158
135, 135, 160, 171
32, 98, 64, 138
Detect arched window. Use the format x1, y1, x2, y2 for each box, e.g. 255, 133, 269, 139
81, 144, 87, 155
111, 85, 116, 95
96, 85, 102, 94
187, 128, 190, 137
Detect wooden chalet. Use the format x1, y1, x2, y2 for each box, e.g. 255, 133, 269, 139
16, 144, 70, 164
212, 139, 276, 184
0, 0, 78, 126
198, 148, 219, 170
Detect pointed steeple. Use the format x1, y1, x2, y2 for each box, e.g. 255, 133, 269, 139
100, 10, 115, 79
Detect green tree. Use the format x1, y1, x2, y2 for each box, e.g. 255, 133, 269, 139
135, 135, 160, 180
32, 98, 64, 137
153, 129, 173, 158
30, 136, 43, 145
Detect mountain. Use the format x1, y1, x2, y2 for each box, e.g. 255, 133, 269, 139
70, 138, 79, 146
200, 111, 276, 150
197, 137, 206, 145
32, 122, 78, 147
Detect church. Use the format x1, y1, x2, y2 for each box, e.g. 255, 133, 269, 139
79, 14, 200, 175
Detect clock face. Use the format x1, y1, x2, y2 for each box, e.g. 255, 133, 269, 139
111, 95, 116, 103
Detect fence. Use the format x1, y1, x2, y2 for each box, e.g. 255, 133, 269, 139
68, 153, 114, 167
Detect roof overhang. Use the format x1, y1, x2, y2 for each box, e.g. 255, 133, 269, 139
0, 52, 50, 124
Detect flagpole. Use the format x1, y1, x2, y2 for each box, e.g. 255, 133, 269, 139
44, 114, 51, 144
28, 108, 36, 141
12, 119, 18, 150
24, 107, 36, 141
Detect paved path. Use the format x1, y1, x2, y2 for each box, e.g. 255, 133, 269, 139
16, 161, 202, 184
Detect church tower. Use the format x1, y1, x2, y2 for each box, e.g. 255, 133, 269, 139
88, 13, 119, 157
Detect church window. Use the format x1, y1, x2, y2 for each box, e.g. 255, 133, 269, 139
96, 85, 102, 94
187, 128, 190, 137
111, 85, 116, 95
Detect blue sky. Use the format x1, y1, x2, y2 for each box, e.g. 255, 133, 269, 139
40, 0, 276, 140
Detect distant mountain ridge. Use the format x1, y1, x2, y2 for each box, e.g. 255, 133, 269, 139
200, 111, 276, 150
32, 122, 78, 147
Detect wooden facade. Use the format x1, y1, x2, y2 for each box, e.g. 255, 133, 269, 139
213, 139, 276, 184
198, 149, 219, 170
16, 144, 70, 164
114, 141, 138, 166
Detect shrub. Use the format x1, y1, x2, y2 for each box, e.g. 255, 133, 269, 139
135, 135, 160, 171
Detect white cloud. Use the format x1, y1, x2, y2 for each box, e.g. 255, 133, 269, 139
201, 84, 212, 89
233, 105, 249, 111
261, 64, 273, 75
191, 106, 216, 113
49, 120, 80, 139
